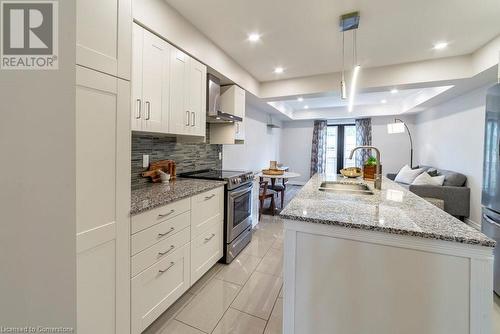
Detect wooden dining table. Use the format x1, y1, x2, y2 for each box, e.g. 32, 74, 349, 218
256, 171, 301, 209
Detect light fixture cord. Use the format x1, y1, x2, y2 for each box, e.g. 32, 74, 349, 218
342, 31, 345, 80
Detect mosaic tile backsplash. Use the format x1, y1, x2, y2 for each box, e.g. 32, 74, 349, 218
132, 133, 222, 189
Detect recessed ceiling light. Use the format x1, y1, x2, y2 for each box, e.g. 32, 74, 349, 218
390, 89, 399, 94
274, 67, 284, 74
304, 105, 309, 109
380, 99, 387, 104
297, 97, 303, 102
433, 42, 448, 50
248, 33, 261, 42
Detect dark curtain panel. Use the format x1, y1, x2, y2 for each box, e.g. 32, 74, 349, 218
355, 118, 372, 166
310, 120, 327, 177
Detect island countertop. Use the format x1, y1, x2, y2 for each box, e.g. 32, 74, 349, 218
131, 178, 226, 216
280, 174, 495, 247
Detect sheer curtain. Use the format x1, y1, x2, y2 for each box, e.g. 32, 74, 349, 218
355, 118, 372, 166
310, 120, 327, 177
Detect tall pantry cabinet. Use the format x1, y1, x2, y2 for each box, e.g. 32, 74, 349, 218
76, 0, 132, 333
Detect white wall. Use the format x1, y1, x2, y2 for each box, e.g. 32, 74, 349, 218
223, 105, 281, 173
0, 0, 76, 328
415, 84, 493, 225
372, 115, 417, 174
280, 120, 314, 184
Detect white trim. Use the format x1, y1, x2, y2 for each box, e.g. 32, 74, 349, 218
77, 221, 116, 253
283, 219, 494, 259
466, 218, 481, 231
283, 228, 296, 334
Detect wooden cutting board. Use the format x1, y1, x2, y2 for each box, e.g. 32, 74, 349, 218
142, 159, 176, 183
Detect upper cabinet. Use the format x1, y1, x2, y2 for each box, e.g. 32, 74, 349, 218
132, 26, 170, 133
76, 0, 131, 80
221, 85, 246, 119
132, 24, 207, 139
209, 85, 246, 144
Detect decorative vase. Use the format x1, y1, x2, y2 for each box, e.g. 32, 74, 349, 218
363, 165, 382, 180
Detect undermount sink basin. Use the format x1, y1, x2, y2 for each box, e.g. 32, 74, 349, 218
318, 181, 374, 195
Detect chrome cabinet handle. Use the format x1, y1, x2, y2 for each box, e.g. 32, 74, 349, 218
158, 227, 175, 237
204, 194, 215, 201
135, 99, 141, 119
204, 233, 216, 242
186, 111, 190, 126
191, 112, 195, 127
145, 101, 151, 120
159, 261, 175, 274
158, 245, 175, 256
236, 123, 239, 133
158, 209, 174, 218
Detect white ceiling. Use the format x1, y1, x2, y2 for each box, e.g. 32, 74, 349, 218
165, 0, 500, 82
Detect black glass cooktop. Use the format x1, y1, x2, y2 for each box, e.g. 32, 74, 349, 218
181, 169, 249, 180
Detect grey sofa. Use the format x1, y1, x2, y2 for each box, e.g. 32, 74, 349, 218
387, 166, 470, 219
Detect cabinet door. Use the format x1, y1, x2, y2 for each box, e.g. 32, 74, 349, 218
169, 50, 190, 135
235, 119, 245, 141
76, 0, 131, 79
187, 58, 207, 137
142, 30, 170, 133
234, 86, 246, 118
76, 66, 130, 334
131, 24, 144, 131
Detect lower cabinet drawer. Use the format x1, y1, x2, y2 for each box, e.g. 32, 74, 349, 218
131, 211, 190, 256
131, 227, 190, 277
131, 243, 190, 334
191, 219, 223, 284
131, 198, 190, 234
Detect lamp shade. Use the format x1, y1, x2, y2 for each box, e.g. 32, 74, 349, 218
387, 122, 405, 134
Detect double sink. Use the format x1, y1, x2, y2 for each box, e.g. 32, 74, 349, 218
319, 181, 374, 195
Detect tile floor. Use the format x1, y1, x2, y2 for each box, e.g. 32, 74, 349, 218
144, 214, 500, 334
143, 215, 284, 334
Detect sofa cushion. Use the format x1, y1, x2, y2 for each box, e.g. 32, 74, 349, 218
412, 172, 445, 186
394, 165, 426, 184
418, 166, 467, 187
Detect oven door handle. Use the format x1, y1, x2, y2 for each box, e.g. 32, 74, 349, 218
228, 183, 252, 198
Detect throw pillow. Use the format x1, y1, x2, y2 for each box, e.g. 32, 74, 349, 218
394, 165, 426, 185
412, 172, 446, 186
427, 168, 439, 177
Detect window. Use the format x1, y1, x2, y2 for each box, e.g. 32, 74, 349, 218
326, 124, 356, 174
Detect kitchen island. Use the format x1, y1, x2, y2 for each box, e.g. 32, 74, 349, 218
280, 174, 495, 334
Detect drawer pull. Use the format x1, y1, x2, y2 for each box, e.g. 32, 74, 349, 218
158, 261, 175, 274
158, 210, 175, 218
204, 194, 215, 201
158, 227, 175, 237
158, 245, 175, 256
204, 233, 216, 242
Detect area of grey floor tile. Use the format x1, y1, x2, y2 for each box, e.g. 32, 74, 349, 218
255, 247, 283, 277
158, 320, 204, 334
143, 292, 195, 334
231, 271, 283, 320
176, 278, 241, 333
264, 298, 283, 334
212, 308, 267, 334
188, 263, 224, 295
215, 253, 263, 286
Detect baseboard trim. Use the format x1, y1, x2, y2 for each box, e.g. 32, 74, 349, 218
288, 181, 306, 186
465, 218, 481, 231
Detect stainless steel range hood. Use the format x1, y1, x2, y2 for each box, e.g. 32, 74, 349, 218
207, 74, 242, 123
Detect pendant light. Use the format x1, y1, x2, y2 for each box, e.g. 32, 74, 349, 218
339, 12, 360, 110
340, 31, 347, 99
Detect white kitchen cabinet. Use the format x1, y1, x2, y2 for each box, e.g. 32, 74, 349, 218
168, 49, 190, 135
131, 244, 191, 334
76, 66, 130, 334
131, 25, 171, 133
187, 58, 207, 137
76, 0, 131, 79
221, 85, 245, 118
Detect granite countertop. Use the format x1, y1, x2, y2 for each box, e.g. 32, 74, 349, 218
131, 178, 226, 216
280, 174, 495, 247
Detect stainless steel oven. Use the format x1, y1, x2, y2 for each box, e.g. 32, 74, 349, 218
227, 181, 252, 242
179, 169, 254, 263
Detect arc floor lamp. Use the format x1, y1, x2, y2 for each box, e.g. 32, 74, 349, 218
387, 118, 414, 168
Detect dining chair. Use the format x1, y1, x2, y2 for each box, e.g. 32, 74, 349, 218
259, 181, 277, 220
